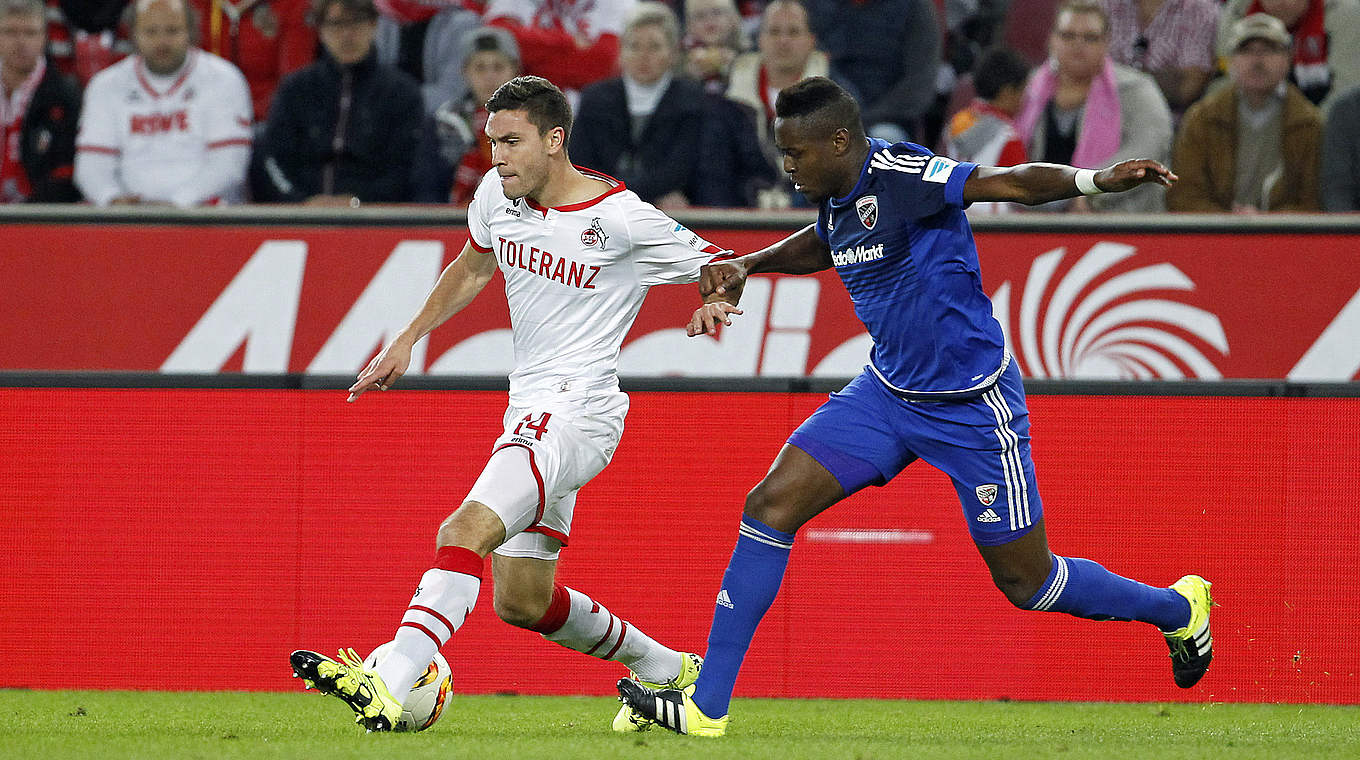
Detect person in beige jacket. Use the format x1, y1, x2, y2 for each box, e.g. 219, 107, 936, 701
725, 0, 853, 206
1168, 13, 1322, 212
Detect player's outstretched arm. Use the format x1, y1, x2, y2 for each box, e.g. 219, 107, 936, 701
347, 241, 497, 402
962, 159, 1178, 206
699, 224, 833, 299
687, 224, 829, 337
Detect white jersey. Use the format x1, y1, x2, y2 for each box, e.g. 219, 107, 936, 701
75, 49, 251, 206
466, 168, 728, 412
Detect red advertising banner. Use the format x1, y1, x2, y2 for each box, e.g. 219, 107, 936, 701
2, 388, 1356, 703
3, 224, 1359, 380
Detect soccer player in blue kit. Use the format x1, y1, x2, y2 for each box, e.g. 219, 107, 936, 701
617, 77, 1214, 736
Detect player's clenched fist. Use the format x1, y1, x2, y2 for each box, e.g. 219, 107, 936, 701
1095, 159, 1178, 192
687, 302, 744, 337
699, 259, 749, 298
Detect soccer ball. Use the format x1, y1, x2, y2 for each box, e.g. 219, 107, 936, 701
364, 642, 453, 732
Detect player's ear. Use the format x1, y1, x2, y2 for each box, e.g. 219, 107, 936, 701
831, 127, 851, 155
545, 126, 566, 155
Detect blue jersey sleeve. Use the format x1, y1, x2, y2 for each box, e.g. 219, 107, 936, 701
907, 155, 978, 217
871, 143, 977, 218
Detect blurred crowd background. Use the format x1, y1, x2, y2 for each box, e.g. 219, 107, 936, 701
2, 0, 1358, 213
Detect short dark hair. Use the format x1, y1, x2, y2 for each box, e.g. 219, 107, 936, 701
485, 76, 573, 140
309, 0, 378, 26
973, 48, 1030, 100
774, 76, 865, 140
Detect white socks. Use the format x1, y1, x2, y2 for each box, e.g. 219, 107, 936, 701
532, 585, 681, 684
374, 546, 483, 702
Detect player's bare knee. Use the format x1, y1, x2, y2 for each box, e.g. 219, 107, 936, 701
436, 501, 504, 555
493, 592, 549, 629
743, 483, 799, 533
991, 571, 1045, 608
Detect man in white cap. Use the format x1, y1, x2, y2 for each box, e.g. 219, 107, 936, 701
1167, 12, 1321, 212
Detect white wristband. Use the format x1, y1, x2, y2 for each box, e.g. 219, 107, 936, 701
1074, 168, 1104, 196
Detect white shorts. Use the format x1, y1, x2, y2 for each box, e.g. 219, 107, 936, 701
466, 397, 626, 561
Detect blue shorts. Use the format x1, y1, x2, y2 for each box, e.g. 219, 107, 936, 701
787, 361, 1041, 546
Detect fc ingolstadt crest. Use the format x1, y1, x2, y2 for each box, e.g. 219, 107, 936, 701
856, 195, 878, 230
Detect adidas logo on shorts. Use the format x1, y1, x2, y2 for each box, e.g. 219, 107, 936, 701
976, 508, 1002, 523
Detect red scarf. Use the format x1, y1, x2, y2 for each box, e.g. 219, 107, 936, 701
451, 106, 492, 205
0, 58, 45, 202
1246, 0, 1327, 67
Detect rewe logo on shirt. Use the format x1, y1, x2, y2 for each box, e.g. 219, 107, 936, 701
130, 110, 190, 135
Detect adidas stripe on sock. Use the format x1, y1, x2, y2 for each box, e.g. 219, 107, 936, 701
1022, 555, 1190, 631
691, 515, 795, 719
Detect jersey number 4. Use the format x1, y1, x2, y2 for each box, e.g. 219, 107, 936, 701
515, 412, 552, 440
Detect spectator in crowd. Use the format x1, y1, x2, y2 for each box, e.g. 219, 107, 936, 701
1, 0, 80, 202
1321, 84, 1360, 210
374, 0, 480, 115
74, 0, 252, 206
726, 0, 853, 206
691, 75, 773, 206
682, 0, 743, 93
1168, 13, 1322, 212
943, 0, 1010, 75
570, 2, 703, 207
1103, 0, 1218, 115
251, 0, 423, 205
1216, 0, 1360, 112
194, 0, 316, 122
804, 0, 941, 142
49, 0, 132, 84
943, 46, 1028, 214
485, 0, 634, 93
571, 2, 767, 207
1015, 0, 1172, 212
417, 25, 521, 204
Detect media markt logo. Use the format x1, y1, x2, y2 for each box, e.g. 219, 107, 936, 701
989, 243, 1229, 379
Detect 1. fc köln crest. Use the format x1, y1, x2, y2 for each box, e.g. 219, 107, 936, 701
856, 195, 878, 229
975, 484, 998, 505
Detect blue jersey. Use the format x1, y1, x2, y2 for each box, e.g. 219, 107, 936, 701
815, 138, 1007, 399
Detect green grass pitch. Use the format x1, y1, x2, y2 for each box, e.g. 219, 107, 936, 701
2, 690, 1356, 760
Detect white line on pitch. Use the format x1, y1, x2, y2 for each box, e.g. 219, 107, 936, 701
803, 529, 934, 544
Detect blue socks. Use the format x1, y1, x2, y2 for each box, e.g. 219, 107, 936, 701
1023, 555, 1190, 631
691, 516, 795, 719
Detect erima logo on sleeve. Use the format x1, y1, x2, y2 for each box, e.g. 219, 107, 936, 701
923, 156, 959, 184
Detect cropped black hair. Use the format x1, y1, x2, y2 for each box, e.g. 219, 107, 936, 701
774, 76, 865, 140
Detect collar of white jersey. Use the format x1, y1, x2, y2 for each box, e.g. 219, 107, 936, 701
134, 49, 199, 100
523, 166, 628, 215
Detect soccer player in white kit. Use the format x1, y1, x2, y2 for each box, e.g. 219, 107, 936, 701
290, 76, 735, 733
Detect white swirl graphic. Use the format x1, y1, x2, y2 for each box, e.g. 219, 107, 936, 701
991, 243, 1228, 379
